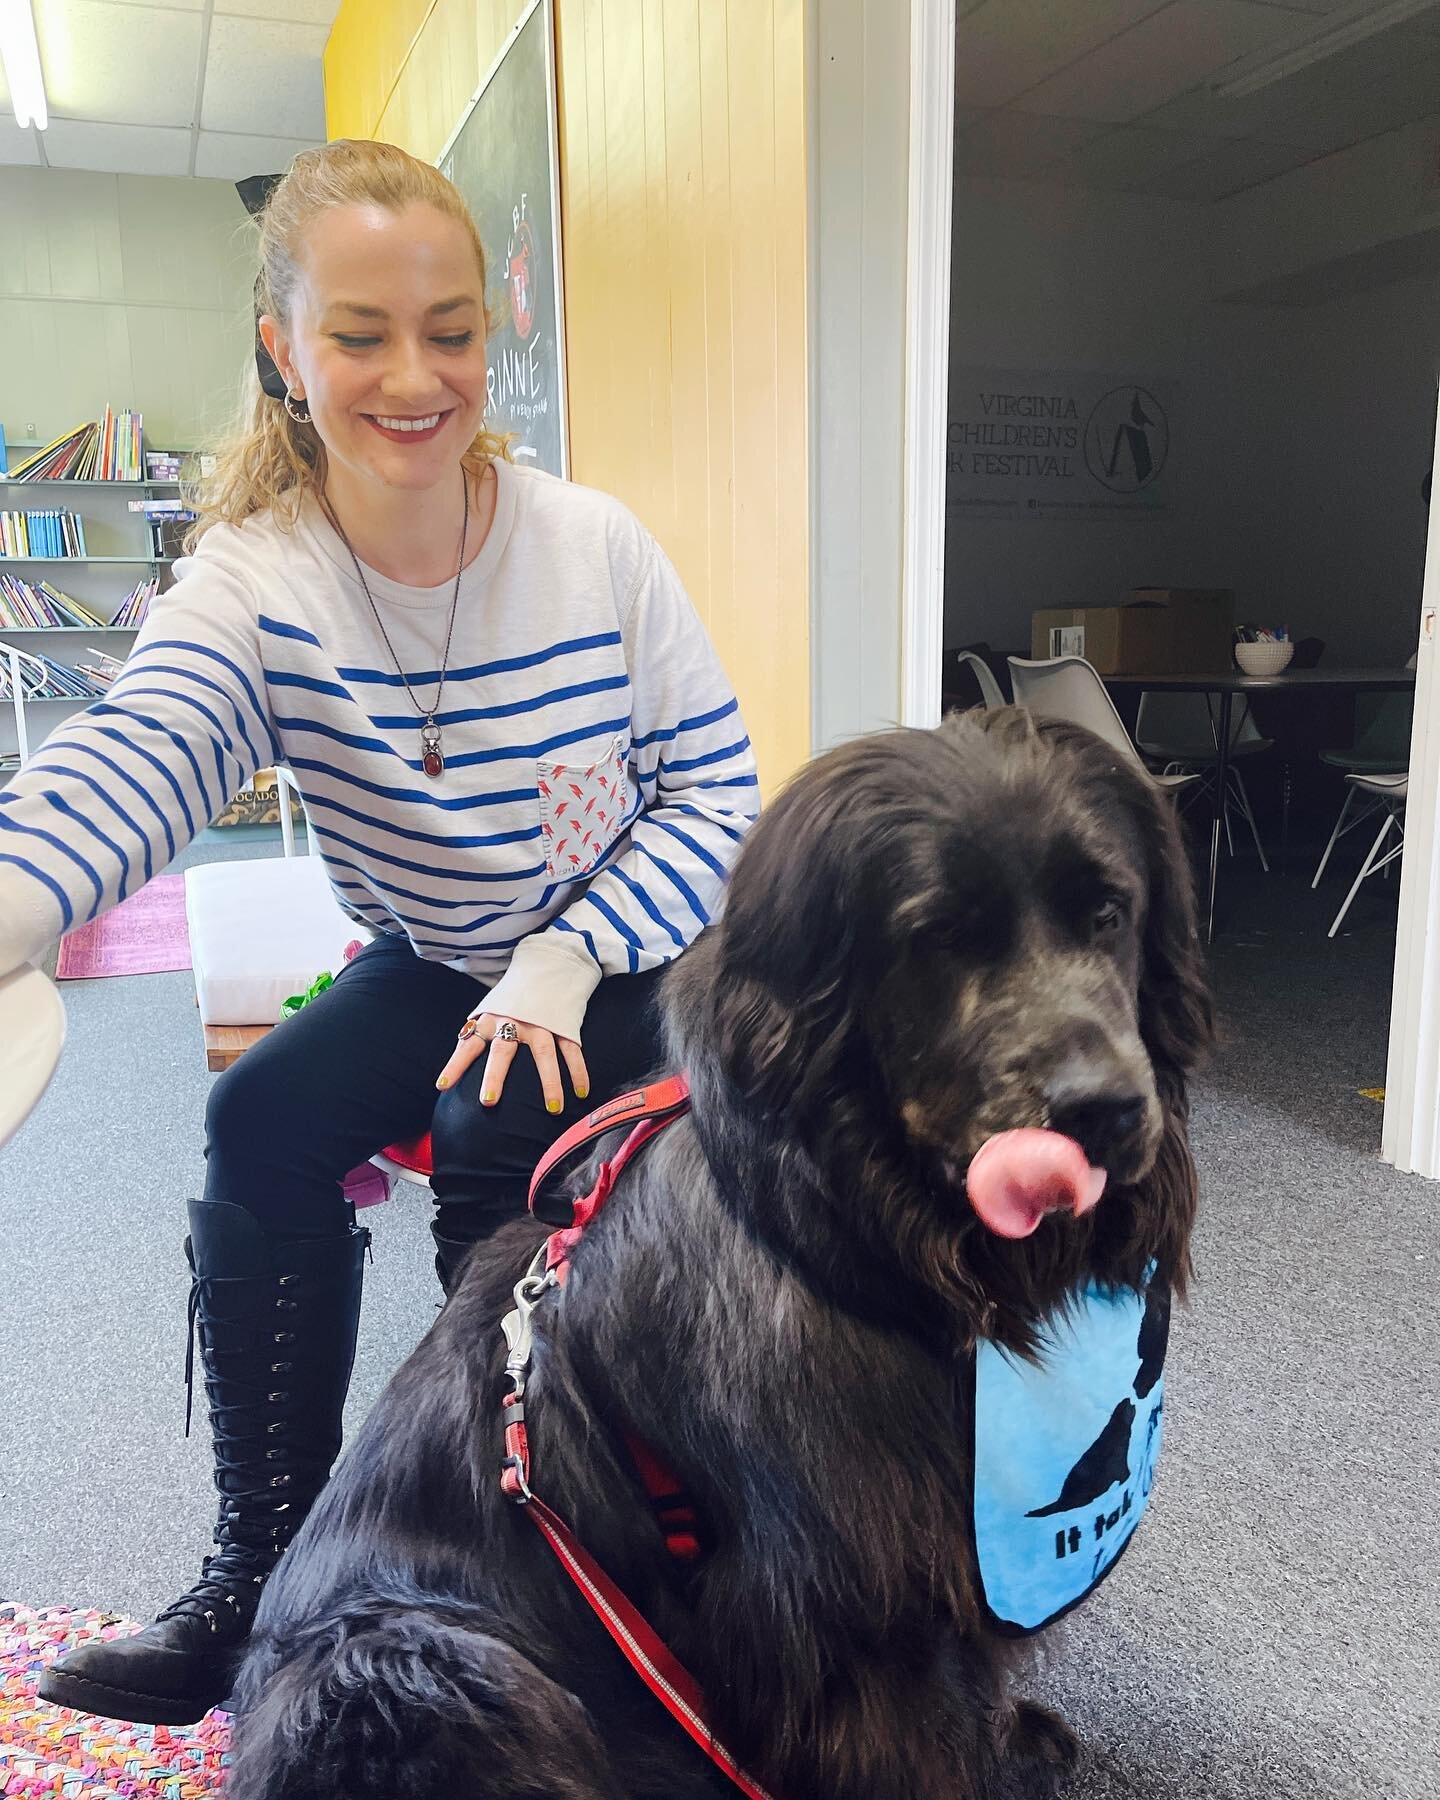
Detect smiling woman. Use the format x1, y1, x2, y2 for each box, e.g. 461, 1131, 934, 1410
0, 138, 760, 1732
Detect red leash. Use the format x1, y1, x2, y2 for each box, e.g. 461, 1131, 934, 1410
498, 1076, 781, 1800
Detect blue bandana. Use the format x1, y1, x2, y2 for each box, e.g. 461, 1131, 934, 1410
971, 1278, 1169, 1634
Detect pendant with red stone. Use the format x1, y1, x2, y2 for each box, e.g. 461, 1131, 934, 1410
421, 717, 444, 778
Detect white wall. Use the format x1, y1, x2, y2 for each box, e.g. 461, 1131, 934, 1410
945, 173, 1436, 668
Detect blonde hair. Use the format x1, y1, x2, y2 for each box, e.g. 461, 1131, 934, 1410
188, 139, 509, 548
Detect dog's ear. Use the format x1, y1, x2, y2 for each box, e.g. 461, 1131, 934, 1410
1130, 776, 1214, 1294
695, 741, 898, 1119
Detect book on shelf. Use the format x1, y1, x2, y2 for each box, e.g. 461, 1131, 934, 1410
8, 408, 145, 483
0, 510, 89, 557
0, 647, 107, 702
0, 574, 112, 630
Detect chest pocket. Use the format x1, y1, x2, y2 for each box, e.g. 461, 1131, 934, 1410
970, 1277, 1169, 1635
537, 735, 630, 879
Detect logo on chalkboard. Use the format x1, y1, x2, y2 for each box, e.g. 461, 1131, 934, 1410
508, 203, 537, 340
1084, 387, 1168, 494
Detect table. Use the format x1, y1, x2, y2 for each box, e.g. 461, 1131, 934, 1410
1102, 668, 1416, 942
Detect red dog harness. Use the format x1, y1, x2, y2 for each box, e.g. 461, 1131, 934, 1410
499, 1076, 780, 1800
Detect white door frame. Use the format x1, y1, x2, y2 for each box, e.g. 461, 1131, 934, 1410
900, 0, 956, 730
1383, 389, 1440, 1177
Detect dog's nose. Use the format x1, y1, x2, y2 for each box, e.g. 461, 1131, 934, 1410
1044, 1081, 1148, 1168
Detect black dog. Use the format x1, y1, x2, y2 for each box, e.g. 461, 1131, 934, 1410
228, 710, 1211, 1800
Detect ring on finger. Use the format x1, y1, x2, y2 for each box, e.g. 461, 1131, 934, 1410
458, 1017, 481, 1041
495, 1020, 519, 1043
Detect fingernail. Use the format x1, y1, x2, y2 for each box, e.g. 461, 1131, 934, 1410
481, 1090, 497, 1106
575, 1087, 589, 1101
547, 1099, 563, 1115
435, 1075, 449, 1090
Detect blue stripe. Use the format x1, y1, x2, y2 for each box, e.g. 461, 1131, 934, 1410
635, 841, 710, 929
9, 762, 154, 884
552, 915, 601, 965
86, 725, 197, 844
670, 802, 747, 843
701, 774, 761, 790
308, 817, 547, 884
580, 892, 643, 972
648, 815, 729, 882
112, 682, 243, 770
89, 704, 214, 824
324, 856, 521, 915
631, 697, 739, 750
0, 851, 73, 932
331, 631, 624, 687
644, 736, 753, 781
301, 789, 542, 851
141, 640, 279, 760
127, 661, 268, 771
287, 757, 541, 813
38, 790, 132, 897
0, 812, 103, 911
434, 715, 632, 771
272, 716, 408, 760
29, 743, 176, 862
264, 670, 351, 701
257, 615, 323, 647
361, 673, 630, 731
611, 868, 687, 951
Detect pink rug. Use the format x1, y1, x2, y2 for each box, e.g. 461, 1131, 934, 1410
55, 875, 192, 980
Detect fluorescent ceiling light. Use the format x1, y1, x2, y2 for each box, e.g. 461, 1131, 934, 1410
0, 0, 47, 130
1213, 0, 1440, 99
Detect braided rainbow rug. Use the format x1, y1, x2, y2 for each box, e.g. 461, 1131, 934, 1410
0, 1606, 230, 1797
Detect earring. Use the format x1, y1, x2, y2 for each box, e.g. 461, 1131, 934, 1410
283, 390, 312, 425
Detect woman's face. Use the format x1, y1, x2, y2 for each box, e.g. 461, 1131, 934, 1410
260, 201, 490, 497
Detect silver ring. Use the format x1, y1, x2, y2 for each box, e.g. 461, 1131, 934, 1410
495, 1020, 519, 1043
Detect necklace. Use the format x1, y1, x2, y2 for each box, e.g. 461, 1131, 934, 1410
323, 470, 470, 778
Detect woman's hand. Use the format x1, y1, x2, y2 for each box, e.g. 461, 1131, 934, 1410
435, 1012, 590, 1115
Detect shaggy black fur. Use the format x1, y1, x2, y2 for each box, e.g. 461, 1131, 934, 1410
227, 709, 1212, 1800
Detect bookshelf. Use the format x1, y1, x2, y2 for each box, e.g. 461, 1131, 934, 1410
1, 446, 195, 779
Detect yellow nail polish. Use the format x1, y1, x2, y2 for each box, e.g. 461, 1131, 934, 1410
435, 1075, 449, 1090
575, 1088, 589, 1101
482, 1090, 497, 1106
547, 1099, 563, 1115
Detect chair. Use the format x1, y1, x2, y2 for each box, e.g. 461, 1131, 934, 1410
1006, 657, 1195, 795
1312, 692, 1414, 888
1326, 773, 1406, 939
1135, 690, 1273, 872
948, 649, 1007, 712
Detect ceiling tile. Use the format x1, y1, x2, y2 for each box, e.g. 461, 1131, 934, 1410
0, 114, 43, 167
1137, 135, 1315, 200
213, 0, 341, 20
194, 130, 320, 181
78, 0, 205, 10
41, 116, 191, 176
35, 0, 202, 128
1047, 122, 1227, 191
1012, 0, 1304, 123
201, 15, 329, 138
953, 109, 1107, 178
954, 0, 1172, 110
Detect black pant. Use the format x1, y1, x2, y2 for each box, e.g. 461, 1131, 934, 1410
204, 933, 671, 1242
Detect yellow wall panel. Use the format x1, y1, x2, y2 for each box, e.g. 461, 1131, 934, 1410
324, 0, 810, 792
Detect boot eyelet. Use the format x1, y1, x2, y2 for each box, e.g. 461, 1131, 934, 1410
266, 1449, 286, 1462
274, 1502, 291, 1514
270, 1474, 292, 1487
271, 1362, 292, 1374
277, 1274, 297, 1286
267, 1421, 284, 1433
273, 1332, 295, 1344
268, 1393, 289, 1405
203, 1609, 218, 1632
274, 1299, 298, 1313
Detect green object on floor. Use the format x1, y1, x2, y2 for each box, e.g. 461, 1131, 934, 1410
1358, 1087, 1385, 1104
280, 969, 334, 1020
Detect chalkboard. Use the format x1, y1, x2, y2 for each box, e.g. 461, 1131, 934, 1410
439, 0, 568, 477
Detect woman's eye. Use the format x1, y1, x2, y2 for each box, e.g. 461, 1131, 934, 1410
332, 334, 380, 348
433, 331, 476, 349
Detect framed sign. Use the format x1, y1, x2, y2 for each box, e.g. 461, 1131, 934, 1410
438, 0, 569, 476
947, 369, 1175, 520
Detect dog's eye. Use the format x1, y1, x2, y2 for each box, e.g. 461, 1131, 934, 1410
1092, 894, 1126, 935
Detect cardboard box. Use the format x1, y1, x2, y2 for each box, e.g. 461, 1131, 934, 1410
1030, 589, 1235, 675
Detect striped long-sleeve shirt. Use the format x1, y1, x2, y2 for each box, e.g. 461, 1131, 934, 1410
0, 459, 759, 1042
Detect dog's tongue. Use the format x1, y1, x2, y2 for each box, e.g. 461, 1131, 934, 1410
966, 1129, 1107, 1239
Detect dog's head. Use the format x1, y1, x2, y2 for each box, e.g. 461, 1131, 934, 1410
666, 709, 1212, 1354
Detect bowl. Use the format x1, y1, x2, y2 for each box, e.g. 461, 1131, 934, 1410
1234, 640, 1294, 675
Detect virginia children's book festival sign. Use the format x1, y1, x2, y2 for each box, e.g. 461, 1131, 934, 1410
948, 369, 1176, 520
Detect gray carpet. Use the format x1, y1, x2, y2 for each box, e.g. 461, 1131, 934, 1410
1, 832, 1436, 1798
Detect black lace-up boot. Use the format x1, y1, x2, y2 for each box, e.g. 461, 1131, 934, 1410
430, 1220, 476, 1299
39, 1200, 369, 1726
